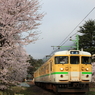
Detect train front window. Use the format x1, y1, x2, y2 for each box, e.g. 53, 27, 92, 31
82, 57, 91, 64
55, 56, 68, 64
70, 56, 79, 64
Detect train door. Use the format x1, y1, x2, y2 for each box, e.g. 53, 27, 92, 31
70, 56, 80, 81
81, 56, 92, 81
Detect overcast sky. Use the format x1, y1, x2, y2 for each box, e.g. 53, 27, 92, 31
24, 0, 95, 59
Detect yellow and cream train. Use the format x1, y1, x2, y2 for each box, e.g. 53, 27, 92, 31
34, 50, 92, 94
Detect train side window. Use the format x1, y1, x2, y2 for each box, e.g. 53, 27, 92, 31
82, 57, 91, 64
55, 56, 68, 64
70, 56, 79, 64
50, 60, 52, 71
46, 64, 49, 73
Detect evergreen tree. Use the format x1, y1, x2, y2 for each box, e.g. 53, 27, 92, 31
27, 55, 44, 79
78, 19, 95, 54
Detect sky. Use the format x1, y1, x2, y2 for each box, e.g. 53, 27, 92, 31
24, 0, 95, 59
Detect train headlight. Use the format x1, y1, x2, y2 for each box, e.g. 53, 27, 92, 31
86, 68, 89, 71
60, 68, 64, 71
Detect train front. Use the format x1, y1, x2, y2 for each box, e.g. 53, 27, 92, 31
53, 50, 92, 93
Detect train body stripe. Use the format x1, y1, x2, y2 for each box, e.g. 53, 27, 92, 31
34, 72, 68, 79
34, 72, 92, 79
82, 72, 92, 74
51, 72, 68, 74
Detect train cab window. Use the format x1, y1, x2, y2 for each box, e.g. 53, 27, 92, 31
82, 57, 91, 64
70, 56, 79, 64
55, 56, 68, 64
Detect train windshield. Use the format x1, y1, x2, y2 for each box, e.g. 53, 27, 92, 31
55, 56, 68, 64
70, 56, 79, 64
82, 56, 91, 64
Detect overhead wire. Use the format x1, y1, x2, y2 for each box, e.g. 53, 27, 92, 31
59, 7, 95, 46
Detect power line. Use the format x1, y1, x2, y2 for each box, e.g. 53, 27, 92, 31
59, 7, 95, 46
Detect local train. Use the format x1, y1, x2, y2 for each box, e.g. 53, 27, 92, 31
34, 50, 92, 94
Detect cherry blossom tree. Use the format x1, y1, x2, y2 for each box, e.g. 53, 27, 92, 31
0, 0, 43, 46
0, 0, 43, 90
0, 46, 30, 89
92, 62, 95, 82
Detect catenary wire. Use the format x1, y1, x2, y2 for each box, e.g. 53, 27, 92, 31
59, 7, 95, 46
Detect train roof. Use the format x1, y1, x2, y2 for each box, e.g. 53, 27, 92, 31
42, 50, 91, 62
54, 50, 91, 56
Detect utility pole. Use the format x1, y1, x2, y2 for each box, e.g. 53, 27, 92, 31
51, 35, 79, 50
71, 35, 79, 50
76, 35, 79, 50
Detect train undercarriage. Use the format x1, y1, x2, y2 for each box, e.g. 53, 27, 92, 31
35, 82, 89, 95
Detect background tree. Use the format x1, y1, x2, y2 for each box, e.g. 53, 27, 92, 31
27, 55, 43, 79
78, 19, 95, 54
78, 20, 95, 80
0, 0, 43, 90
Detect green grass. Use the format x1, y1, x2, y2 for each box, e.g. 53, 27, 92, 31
87, 88, 95, 95
88, 91, 95, 95
11, 86, 32, 95
11, 86, 42, 95
20, 88, 35, 95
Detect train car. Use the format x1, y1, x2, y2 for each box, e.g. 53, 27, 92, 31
34, 50, 92, 94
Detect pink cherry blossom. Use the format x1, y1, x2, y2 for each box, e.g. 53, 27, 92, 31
0, 0, 43, 89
